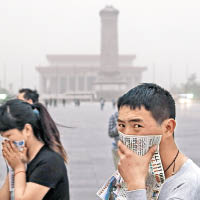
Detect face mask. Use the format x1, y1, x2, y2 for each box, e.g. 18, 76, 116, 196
118, 131, 165, 200
13, 140, 25, 151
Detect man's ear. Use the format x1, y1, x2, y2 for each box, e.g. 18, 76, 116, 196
162, 118, 176, 137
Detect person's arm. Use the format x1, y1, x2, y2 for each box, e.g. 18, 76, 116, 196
0, 175, 10, 200
127, 182, 199, 200
14, 166, 50, 200
16, 182, 49, 200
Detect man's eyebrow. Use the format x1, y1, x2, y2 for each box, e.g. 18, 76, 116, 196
117, 119, 125, 123
117, 118, 144, 123
128, 118, 144, 123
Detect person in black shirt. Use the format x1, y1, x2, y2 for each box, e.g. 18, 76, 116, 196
0, 99, 70, 200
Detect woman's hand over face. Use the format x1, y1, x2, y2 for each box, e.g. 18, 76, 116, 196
2, 140, 27, 171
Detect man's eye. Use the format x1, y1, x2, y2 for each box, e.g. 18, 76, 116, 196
118, 124, 125, 128
134, 124, 142, 128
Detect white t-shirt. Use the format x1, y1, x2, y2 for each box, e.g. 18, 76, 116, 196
127, 159, 200, 200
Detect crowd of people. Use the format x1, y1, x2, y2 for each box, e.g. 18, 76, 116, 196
0, 83, 200, 200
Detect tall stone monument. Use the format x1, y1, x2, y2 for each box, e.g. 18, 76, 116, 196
94, 6, 127, 99
100, 6, 119, 70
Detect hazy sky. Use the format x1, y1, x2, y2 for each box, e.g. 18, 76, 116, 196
0, 0, 200, 92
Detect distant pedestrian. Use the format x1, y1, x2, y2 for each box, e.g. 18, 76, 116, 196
0, 99, 69, 200
62, 99, 66, 107
17, 88, 39, 104
53, 99, 57, 107
17, 88, 71, 130
49, 98, 53, 107
77, 99, 80, 107
100, 98, 105, 111
74, 99, 80, 107
44, 99, 49, 108
112, 99, 116, 109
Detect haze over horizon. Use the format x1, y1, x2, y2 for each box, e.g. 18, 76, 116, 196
0, 0, 200, 93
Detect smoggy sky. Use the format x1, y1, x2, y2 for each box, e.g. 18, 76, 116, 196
0, 0, 200, 93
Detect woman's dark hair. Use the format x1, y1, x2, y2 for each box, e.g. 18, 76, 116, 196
118, 83, 176, 124
0, 99, 68, 163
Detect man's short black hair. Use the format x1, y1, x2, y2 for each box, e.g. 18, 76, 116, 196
19, 88, 39, 103
117, 83, 176, 124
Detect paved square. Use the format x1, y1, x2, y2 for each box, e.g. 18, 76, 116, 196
0, 102, 199, 200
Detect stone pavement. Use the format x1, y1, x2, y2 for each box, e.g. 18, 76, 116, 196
0, 102, 200, 200
50, 102, 116, 200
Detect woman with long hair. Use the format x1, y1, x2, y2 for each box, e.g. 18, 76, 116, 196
0, 99, 69, 200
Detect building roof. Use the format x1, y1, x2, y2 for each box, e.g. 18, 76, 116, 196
47, 54, 99, 63
46, 54, 136, 66
36, 65, 147, 73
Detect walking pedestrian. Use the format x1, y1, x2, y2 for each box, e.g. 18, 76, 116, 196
112, 99, 116, 109
0, 99, 70, 200
18, 88, 39, 104
17, 88, 72, 129
100, 98, 105, 111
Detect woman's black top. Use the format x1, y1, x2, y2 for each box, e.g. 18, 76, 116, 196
26, 145, 69, 200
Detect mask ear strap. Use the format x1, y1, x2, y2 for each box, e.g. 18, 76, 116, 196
4, 158, 9, 174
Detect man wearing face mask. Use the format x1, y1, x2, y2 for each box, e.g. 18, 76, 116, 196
117, 83, 200, 200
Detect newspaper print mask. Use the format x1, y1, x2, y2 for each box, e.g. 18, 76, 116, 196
97, 133, 165, 200
118, 131, 165, 200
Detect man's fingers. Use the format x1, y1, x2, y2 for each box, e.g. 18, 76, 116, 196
117, 148, 124, 158
118, 140, 125, 154
118, 140, 132, 154
145, 145, 157, 161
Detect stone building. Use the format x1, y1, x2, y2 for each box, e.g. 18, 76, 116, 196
36, 6, 147, 101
